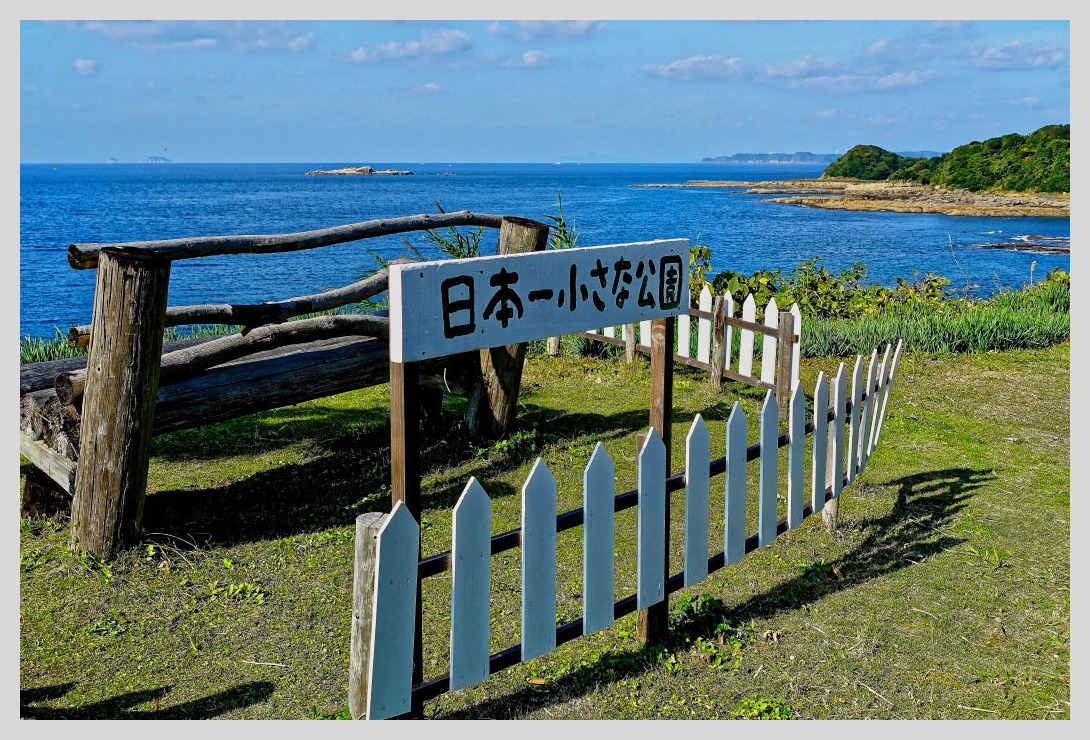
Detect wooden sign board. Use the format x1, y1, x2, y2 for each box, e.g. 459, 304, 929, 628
389, 239, 689, 362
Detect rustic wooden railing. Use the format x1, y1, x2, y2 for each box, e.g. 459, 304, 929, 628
20, 211, 544, 558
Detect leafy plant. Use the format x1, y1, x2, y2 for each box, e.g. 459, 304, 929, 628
689, 229, 712, 302
544, 190, 579, 251
730, 695, 795, 720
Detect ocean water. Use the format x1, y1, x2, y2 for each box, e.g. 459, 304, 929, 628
19, 162, 1070, 340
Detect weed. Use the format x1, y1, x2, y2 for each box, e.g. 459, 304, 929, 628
85, 613, 129, 637
730, 695, 795, 720
208, 581, 266, 605
77, 551, 113, 584
20, 550, 47, 573
964, 545, 1012, 569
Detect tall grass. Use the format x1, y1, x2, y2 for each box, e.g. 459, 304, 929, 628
801, 279, 1069, 357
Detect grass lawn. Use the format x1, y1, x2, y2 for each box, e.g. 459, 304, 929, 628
19, 343, 1070, 719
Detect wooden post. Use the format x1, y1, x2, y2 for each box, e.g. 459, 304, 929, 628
624, 323, 636, 363
546, 336, 561, 356
348, 511, 386, 719
471, 217, 549, 437
70, 249, 170, 558
708, 296, 727, 391
774, 311, 794, 422
388, 360, 423, 715
637, 316, 674, 645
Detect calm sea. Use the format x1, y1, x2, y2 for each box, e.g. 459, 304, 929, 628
19, 162, 1070, 340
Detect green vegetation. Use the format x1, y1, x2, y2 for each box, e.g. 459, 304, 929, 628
710, 259, 1069, 357
823, 124, 1070, 192
20, 343, 1070, 718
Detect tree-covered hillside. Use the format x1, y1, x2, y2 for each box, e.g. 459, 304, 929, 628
822, 124, 1069, 193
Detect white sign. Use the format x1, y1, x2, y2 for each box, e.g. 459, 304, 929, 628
389, 239, 689, 362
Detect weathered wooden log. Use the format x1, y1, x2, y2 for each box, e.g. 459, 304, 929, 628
470, 217, 550, 437
21, 432, 77, 499
65, 260, 410, 346
41, 395, 80, 460
20, 335, 221, 396
57, 314, 391, 405
20, 389, 53, 441
69, 211, 506, 269
71, 249, 171, 558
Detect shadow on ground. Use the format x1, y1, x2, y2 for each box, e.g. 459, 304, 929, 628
20, 681, 276, 719
436, 466, 993, 719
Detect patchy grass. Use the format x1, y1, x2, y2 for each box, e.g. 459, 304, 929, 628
20, 344, 1069, 719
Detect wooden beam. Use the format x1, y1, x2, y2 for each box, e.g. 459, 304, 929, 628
69, 211, 506, 269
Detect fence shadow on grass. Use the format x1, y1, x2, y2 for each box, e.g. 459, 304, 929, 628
435, 465, 993, 719
20, 680, 275, 719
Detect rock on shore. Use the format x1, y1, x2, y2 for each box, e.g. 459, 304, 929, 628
631, 178, 1069, 218
305, 166, 413, 176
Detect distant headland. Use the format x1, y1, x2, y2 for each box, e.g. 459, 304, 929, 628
304, 165, 413, 176
701, 150, 944, 164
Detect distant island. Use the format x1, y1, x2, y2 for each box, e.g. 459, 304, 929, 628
305, 165, 413, 176
701, 150, 943, 164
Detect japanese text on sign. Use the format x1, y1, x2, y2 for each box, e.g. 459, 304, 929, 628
389, 239, 689, 362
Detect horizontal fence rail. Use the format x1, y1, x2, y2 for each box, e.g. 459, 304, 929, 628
354, 339, 904, 718
67, 210, 508, 269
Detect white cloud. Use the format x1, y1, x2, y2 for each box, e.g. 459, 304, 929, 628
407, 82, 441, 95
145, 80, 157, 90
972, 42, 1068, 70
347, 29, 472, 63
73, 58, 97, 75
487, 21, 607, 41
763, 55, 835, 78
642, 55, 745, 81
1008, 96, 1040, 106
505, 49, 551, 68
62, 21, 313, 53
876, 70, 930, 89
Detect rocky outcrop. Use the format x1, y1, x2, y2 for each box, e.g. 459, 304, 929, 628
305, 166, 413, 176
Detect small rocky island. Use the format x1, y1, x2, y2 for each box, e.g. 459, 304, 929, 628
304, 165, 413, 176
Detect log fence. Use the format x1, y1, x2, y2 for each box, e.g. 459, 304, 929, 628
351, 339, 903, 719
19, 211, 543, 557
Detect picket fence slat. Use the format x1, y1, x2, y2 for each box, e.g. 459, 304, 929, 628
366, 502, 419, 720
737, 294, 756, 377
583, 443, 616, 636
811, 371, 828, 514
684, 415, 711, 587
874, 339, 903, 449
697, 286, 712, 364
640, 319, 652, 349
758, 392, 779, 547
829, 363, 847, 499
723, 293, 735, 373
604, 325, 616, 339
787, 382, 806, 530
760, 296, 779, 385
678, 312, 691, 358
867, 344, 892, 460
636, 429, 666, 609
847, 356, 864, 485
724, 401, 748, 564
521, 459, 557, 661
790, 302, 802, 387
450, 479, 492, 690
857, 349, 878, 475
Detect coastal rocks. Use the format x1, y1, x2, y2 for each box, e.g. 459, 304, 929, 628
305, 166, 413, 176
632, 178, 1069, 218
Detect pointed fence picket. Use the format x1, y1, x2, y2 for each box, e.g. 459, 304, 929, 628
737, 294, 757, 378
684, 416, 710, 587
760, 297, 779, 385
358, 340, 905, 718
696, 286, 713, 364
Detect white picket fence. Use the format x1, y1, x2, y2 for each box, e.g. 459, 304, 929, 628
360, 339, 903, 719
583, 287, 802, 392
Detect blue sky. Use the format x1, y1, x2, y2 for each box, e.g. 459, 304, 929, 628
18, 15, 1070, 163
